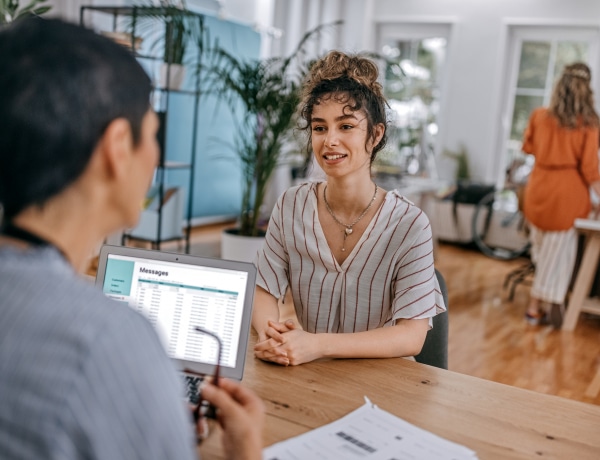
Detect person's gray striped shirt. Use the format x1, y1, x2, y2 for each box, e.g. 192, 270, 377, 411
0, 246, 196, 459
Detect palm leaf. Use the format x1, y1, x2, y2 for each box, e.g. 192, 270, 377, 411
0, 0, 51, 23
201, 21, 342, 236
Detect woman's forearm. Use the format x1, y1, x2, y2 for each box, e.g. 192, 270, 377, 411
317, 318, 430, 359
251, 285, 281, 338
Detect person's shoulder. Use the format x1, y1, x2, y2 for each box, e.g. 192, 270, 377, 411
280, 181, 319, 202
531, 107, 552, 123
20, 248, 155, 340
388, 190, 423, 213
389, 189, 415, 204
387, 190, 430, 225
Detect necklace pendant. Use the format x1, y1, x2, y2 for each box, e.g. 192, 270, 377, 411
345, 228, 353, 235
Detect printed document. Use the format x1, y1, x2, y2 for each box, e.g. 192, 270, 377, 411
263, 398, 478, 460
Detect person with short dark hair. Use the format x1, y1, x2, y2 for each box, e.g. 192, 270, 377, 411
0, 18, 263, 459
252, 51, 446, 366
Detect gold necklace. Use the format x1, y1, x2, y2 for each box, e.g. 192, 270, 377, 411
323, 183, 378, 252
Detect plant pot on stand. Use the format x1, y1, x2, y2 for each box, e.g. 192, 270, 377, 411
159, 9, 188, 90
220, 228, 265, 263
205, 23, 334, 264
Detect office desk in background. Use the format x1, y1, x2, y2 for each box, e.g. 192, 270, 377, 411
199, 334, 600, 460
563, 218, 600, 331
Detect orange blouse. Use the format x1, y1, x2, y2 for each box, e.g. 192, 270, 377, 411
522, 107, 600, 231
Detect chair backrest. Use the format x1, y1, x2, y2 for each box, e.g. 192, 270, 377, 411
414, 269, 449, 369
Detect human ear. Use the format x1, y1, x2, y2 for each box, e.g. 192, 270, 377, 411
98, 118, 133, 180
372, 123, 385, 148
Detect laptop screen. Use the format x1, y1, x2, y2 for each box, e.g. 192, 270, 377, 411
95, 245, 256, 381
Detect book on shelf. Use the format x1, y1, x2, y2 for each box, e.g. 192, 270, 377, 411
143, 186, 178, 211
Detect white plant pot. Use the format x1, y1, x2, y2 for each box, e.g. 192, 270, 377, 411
221, 229, 265, 263
159, 63, 186, 90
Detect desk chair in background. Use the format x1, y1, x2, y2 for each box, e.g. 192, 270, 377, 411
414, 269, 449, 369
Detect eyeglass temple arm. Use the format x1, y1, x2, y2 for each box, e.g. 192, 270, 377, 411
194, 326, 222, 387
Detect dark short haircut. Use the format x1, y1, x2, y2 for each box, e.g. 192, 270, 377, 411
0, 18, 152, 220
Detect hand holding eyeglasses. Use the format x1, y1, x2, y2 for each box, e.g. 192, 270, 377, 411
199, 378, 265, 460
192, 326, 265, 459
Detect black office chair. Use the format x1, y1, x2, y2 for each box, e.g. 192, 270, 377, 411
414, 269, 449, 369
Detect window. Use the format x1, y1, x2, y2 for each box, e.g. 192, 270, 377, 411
376, 23, 451, 177
499, 26, 599, 179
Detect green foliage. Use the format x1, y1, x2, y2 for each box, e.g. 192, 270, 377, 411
205, 50, 303, 236
0, 0, 51, 24
204, 22, 340, 237
443, 145, 471, 181
128, 1, 206, 66
163, 10, 187, 64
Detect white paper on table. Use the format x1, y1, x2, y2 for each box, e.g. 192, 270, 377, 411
263, 397, 478, 460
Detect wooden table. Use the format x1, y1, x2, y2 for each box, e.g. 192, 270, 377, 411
199, 336, 600, 459
563, 218, 600, 331
562, 219, 600, 399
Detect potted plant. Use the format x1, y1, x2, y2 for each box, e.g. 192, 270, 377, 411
158, 4, 196, 89
204, 24, 337, 261
0, 0, 51, 25
128, 0, 206, 90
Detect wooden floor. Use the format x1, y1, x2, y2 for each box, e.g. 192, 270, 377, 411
155, 223, 600, 406
435, 242, 600, 406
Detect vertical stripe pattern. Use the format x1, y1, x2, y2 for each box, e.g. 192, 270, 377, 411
0, 247, 196, 460
529, 224, 578, 304
255, 182, 446, 334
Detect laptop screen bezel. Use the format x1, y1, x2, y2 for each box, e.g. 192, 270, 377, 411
95, 244, 256, 381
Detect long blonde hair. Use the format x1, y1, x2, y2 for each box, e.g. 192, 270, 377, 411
549, 62, 599, 128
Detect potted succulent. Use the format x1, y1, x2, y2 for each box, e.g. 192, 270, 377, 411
0, 0, 51, 25
203, 23, 339, 261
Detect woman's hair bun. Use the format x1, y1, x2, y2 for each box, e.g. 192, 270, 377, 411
303, 50, 384, 100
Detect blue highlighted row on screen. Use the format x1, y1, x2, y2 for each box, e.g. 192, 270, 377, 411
136, 278, 239, 296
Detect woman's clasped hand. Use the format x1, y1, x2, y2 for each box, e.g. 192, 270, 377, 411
254, 319, 321, 366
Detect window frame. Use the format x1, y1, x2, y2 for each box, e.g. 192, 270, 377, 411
495, 24, 600, 186
375, 21, 455, 165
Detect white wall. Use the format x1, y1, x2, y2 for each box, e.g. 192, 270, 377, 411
251, 0, 600, 183
372, 0, 600, 183
45, 0, 600, 183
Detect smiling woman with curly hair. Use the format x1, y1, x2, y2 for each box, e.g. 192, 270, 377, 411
251, 51, 446, 366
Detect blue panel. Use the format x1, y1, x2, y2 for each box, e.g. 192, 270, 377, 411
161, 14, 260, 220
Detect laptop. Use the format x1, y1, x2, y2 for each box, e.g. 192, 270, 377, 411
95, 245, 257, 391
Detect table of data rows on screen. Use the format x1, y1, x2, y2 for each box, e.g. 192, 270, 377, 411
134, 279, 239, 368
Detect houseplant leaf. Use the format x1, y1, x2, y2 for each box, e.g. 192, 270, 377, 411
203, 21, 341, 237
0, 0, 51, 24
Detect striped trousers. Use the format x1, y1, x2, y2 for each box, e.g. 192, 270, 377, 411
529, 224, 577, 304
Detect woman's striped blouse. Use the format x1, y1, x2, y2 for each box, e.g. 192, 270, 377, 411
255, 182, 446, 334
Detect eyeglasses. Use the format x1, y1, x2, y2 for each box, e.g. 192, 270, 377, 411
188, 326, 222, 442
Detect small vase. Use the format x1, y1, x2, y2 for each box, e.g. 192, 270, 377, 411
159, 63, 186, 90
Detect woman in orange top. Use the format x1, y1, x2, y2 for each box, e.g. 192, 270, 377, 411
522, 62, 600, 326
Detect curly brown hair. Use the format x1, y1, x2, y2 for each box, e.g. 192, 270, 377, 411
549, 62, 599, 128
299, 51, 388, 164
